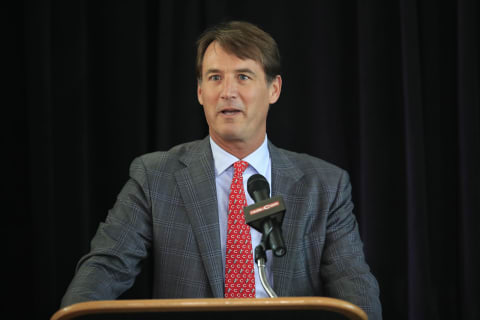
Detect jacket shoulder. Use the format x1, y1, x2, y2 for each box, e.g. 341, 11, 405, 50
274, 146, 347, 178
133, 139, 206, 170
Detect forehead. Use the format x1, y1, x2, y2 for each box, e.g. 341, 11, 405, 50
202, 42, 264, 74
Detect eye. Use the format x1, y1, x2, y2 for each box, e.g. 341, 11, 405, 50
238, 74, 250, 81
209, 75, 221, 81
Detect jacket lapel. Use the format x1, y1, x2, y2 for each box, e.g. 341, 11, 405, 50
268, 141, 304, 296
174, 137, 224, 297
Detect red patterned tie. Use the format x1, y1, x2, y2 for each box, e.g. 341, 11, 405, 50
224, 160, 255, 298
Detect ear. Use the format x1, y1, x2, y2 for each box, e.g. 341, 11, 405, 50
268, 75, 282, 104
197, 80, 204, 105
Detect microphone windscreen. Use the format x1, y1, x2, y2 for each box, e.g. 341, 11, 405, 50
247, 174, 270, 198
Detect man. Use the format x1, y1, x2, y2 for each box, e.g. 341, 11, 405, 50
61, 21, 382, 319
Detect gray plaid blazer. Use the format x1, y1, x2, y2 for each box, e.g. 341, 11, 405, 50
61, 136, 381, 319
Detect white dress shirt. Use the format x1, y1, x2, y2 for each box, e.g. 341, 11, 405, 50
209, 136, 274, 298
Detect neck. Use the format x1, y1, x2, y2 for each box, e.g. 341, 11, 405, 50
210, 134, 265, 159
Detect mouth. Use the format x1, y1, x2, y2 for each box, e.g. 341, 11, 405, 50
219, 108, 243, 116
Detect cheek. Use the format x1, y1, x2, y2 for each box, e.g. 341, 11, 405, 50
246, 90, 270, 112
242, 90, 262, 108
202, 90, 220, 106
203, 105, 215, 121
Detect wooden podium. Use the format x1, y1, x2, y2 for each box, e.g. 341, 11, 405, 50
51, 297, 367, 320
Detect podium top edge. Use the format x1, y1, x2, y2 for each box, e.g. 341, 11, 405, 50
52, 297, 367, 320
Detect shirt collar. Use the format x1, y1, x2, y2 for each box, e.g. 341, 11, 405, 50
209, 136, 270, 176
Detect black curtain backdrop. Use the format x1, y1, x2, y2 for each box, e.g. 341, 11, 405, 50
5, 0, 480, 319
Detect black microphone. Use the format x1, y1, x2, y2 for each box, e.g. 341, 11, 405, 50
244, 174, 286, 257
247, 174, 270, 203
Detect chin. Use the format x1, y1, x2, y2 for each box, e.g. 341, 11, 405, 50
220, 133, 243, 142
215, 130, 244, 142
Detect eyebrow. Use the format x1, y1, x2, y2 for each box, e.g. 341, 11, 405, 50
204, 68, 257, 77
235, 68, 256, 76
204, 68, 221, 77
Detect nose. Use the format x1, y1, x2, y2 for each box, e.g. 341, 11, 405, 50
220, 76, 237, 100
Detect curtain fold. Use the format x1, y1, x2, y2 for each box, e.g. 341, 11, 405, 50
399, 0, 432, 318
457, 1, 480, 319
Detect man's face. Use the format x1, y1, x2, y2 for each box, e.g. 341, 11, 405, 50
197, 42, 281, 151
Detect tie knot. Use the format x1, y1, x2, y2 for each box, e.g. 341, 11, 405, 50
233, 160, 249, 174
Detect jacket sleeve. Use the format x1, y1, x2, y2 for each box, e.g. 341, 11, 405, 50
60, 157, 152, 307
320, 170, 382, 320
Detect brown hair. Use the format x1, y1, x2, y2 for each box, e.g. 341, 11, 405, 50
196, 21, 281, 83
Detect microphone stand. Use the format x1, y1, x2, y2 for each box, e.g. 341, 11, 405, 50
255, 239, 278, 298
